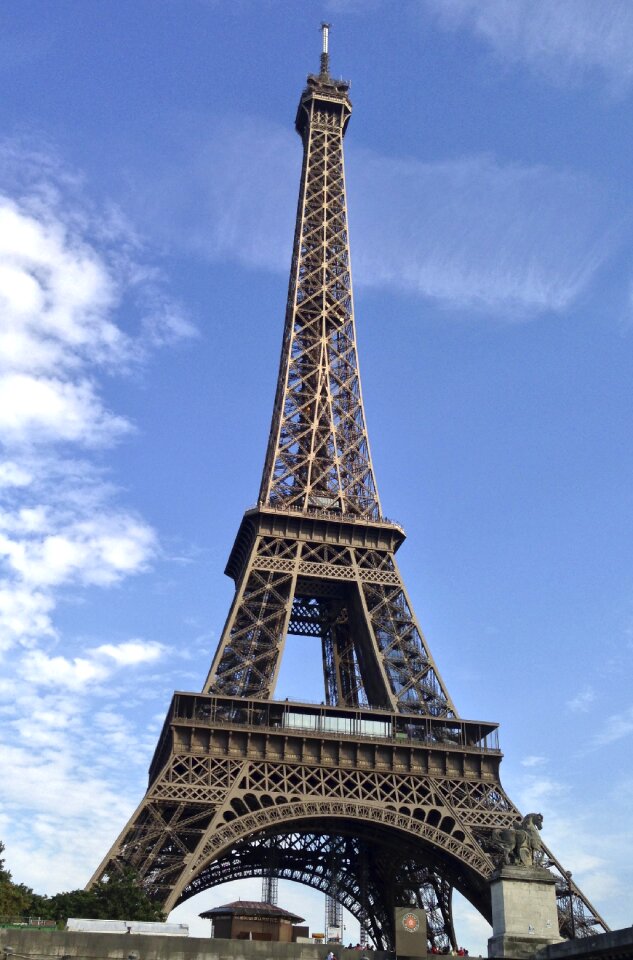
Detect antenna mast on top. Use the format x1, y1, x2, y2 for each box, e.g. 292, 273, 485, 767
320, 21, 331, 77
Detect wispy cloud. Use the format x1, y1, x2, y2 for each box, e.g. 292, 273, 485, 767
348, 150, 615, 314
422, 0, 633, 93
144, 118, 296, 275
325, 0, 383, 12
19, 640, 165, 691
566, 686, 596, 713
0, 195, 131, 446
149, 116, 618, 318
0, 140, 197, 658
0, 140, 194, 893
521, 754, 548, 767
94, 639, 164, 666
510, 769, 633, 931
517, 774, 566, 809
592, 705, 633, 745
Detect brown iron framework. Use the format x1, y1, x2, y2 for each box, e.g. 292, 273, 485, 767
91, 28, 608, 950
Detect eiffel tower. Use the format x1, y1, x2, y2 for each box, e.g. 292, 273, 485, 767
91, 26, 609, 951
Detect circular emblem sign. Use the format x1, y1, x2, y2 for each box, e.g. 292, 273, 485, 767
402, 912, 420, 933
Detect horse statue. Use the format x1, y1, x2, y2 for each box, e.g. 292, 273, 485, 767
490, 812, 544, 867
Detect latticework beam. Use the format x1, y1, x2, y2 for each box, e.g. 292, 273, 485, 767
258, 60, 379, 520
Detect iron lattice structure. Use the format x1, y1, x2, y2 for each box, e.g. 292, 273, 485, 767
260, 836, 278, 906
91, 30, 608, 950
326, 894, 343, 943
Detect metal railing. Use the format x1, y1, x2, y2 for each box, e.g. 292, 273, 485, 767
0, 916, 56, 929
170, 692, 501, 753
249, 500, 405, 535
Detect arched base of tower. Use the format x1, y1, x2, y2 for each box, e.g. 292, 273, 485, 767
177, 822, 487, 951
90, 692, 609, 949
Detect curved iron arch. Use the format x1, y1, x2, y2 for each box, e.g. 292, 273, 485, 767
179, 795, 493, 901
173, 809, 493, 949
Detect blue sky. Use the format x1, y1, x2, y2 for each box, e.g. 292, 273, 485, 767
1, 0, 632, 952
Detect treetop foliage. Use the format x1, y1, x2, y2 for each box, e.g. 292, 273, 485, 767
0, 844, 164, 926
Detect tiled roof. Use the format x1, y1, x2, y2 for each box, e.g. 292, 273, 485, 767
199, 900, 305, 923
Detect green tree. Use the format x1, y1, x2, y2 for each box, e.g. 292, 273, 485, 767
0, 844, 163, 926
45, 888, 99, 926
26, 891, 54, 919
91, 870, 165, 921
47, 870, 165, 925
0, 841, 34, 918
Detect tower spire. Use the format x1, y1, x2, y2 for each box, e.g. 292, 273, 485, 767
320, 21, 331, 77
259, 28, 376, 519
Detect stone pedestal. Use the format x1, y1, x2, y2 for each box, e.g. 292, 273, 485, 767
488, 865, 564, 959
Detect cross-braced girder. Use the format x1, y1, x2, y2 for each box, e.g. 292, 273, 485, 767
258, 66, 379, 521
204, 530, 457, 716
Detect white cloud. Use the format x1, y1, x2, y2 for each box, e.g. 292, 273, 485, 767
0, 515, 155, 588
19, 639, 165, 691
0, 141, 196, 908
19, 650, 111, 690
158, 117, 616, 317
0, 195, 134, 449
592, 705, 633, 745
0, 660, 177, 893
0, 461, 33, 487
517, 774, 566, 810
566, 686, 596, 713
0, 140, 197, 664
508, 768, 633, 933
94, 639, 165, 666
0, 197, 124, 374
520, 754, 547, 767
422, 0, 633, 92
348, 150, 614, 313
0, 373, 130, 446
0, 735, 142, 891
0, 583, 54, 652
0, 494, 156, 658
0, 460, 157, 654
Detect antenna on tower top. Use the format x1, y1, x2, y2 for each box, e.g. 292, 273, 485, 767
320, 21, 331, 77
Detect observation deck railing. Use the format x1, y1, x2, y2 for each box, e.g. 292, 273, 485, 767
249, 501, 406, 537
167, 693, 498, 749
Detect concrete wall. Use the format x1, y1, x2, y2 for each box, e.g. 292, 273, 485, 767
0, 929, 393, 960
537, 927, 633, 960
218, 916, 295, 943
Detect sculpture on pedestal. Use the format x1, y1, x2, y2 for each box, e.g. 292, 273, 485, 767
490, 813, 545, 868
